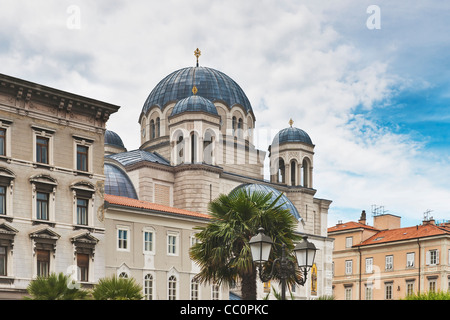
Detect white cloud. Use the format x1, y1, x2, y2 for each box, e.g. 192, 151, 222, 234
1, 0, 449, 226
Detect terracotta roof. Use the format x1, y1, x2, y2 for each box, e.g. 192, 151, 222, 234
104, 194, 211, 220
354, 224, 450, 247
328, 221, 379, 233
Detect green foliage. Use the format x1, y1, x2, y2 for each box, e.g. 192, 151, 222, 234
25, 272, 89, 300
190, 188, 301, 300
91, 275, 143, 300
403, 291, 450, 300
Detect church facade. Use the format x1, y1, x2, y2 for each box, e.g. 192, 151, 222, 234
104, 51, 334, 299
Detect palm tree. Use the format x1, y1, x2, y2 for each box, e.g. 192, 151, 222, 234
91, 275, 143, 300
190, 187, 301, 300
25, 272, 89, 300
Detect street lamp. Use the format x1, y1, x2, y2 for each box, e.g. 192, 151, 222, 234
249, 228, 317, 300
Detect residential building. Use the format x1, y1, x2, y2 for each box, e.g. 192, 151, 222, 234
328, 211, 450, 300
0, 73, 119, 299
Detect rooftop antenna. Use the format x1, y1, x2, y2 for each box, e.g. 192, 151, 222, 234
423, 209, 433, 221
371, 204, 388, 216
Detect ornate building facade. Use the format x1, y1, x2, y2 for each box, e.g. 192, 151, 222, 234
0, 73, 119, 299
103, 51, 334, 299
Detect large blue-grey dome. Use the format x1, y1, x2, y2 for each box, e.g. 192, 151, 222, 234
171, 95, 218, 117
142, 66, 253, 115
104, 163, 138, 199
272, 127, 313, 146
231, 183, 302, 221
105, 130, 126, 149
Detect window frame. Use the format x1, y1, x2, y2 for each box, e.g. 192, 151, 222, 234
144, 273, 154, 300
143, 229, 155, 254
76, 253, 89, 283
167, 231, 179, 256
117, 227, 130, 251
168, 275, 177, 300
385, 282, 393, 300
32, 126, 55, 167
36, 191, 50, 221
385, 255, 394, 271
72, 136, 94, 174
365, 257, 373, 273
345, 260, 353, 275
36, 249, 50, 277
0, 246, 6, 276
406, 252, 415, 268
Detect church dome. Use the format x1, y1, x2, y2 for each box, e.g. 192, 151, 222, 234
231, 183, 301, 221
141, 66, 253, 115
104, 163, 138, 199
105, 130, 126, 149
171, 95, 218, 117
272, 126, 313, 146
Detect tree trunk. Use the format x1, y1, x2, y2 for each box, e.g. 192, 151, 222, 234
241, 266, 257, 300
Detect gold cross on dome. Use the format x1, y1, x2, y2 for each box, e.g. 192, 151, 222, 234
194, 48, 201, 67
289, 119, 294, 127
192, 86, 198, 95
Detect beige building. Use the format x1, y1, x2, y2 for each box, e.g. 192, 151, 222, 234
328, 211, 450, 300
0, 73, 119, 299
103, 54, 334, 300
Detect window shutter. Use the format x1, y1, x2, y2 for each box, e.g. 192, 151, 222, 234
436, 250, 439, 265
426, 251, 430, 265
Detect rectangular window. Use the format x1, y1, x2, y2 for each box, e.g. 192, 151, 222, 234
406, 252, 415, 268
77, 199, 88, 225
36, 137, 49, 164
0, 128, 5, 156
345, 237, 353, 248
345, 260, 353, 275
406, 281, 415, 296
144, 231, 153, 252
365, 257, 373, 273
0, 247, 6, 276
77, 253, 89, 282
168, 234, 177, 255
365, 284, 373, 300
36, 249, 50, 277
428, 278, 437, 293
0, 186, 6, 215
427, 250, 439, 265
211, 285, 220, 300
385, 255, 393, 271
118, 228, 128, 250
385, 282, 393, 300
76, 145, 88, 172
345, 287, 352, 300
36, 192, 49, 220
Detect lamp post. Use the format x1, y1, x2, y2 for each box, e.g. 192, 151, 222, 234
249, 228, 317, 300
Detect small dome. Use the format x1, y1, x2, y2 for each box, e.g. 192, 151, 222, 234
231, 183, 301, 221
104, 163, 138, 199
272, 126, 313, 146
105, 130, 126, 149
171, 95, 218, 117
142, 66, 253, 115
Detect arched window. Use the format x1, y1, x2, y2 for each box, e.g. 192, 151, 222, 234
302, 158, 310, 188
150, 120, 155, 139
203, 130, 214, 165
190, 132, 198, 163
291, 160, 297, 186
156, 118, 160, 138
176, 134, 184, 165
191, 278, 199, 300
278, 158, 285, 184
238, 118, 243, 138
168, 275, 177, 300
232, 116, 237, 136
119, 272, 128, 279
144, 274, 154, 300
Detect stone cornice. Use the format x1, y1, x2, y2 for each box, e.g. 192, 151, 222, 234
0, 73, 120, 127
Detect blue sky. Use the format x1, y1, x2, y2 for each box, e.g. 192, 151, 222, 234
0, 0, 449, 227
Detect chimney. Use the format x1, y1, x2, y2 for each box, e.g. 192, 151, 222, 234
423, 217, 436, 225
358, 210, 367, 225
373, 214, 401, 230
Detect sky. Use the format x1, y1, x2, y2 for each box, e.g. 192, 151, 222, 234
1, 0, 449, 227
